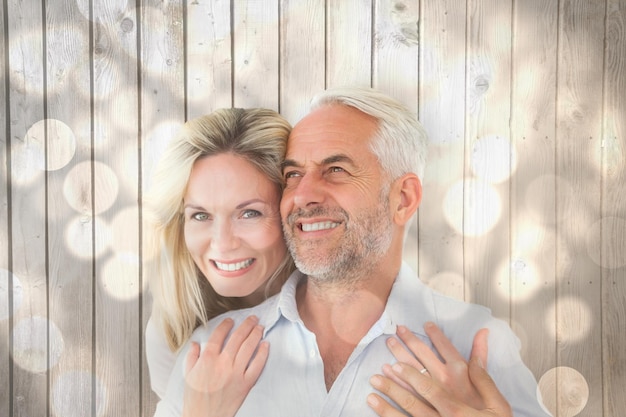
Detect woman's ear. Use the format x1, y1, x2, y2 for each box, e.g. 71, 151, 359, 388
392, 173, 422, 226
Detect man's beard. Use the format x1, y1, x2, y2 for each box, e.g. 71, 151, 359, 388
283, 188, 393, 286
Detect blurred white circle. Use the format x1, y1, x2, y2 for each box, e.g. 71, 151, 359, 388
538, 366, 589, 417
12, 316, 64, 373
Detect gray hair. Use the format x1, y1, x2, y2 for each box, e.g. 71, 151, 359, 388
310, 86, 429, 181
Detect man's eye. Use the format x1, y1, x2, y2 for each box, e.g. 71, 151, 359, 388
284, 171, 301, 180
329, 166, 345, 173
242, 209, 262, 219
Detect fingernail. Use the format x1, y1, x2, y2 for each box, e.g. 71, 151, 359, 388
387, 337, 397, 347
370, 375, 382, 388
424, 321, 435, 330
397, 325, 407, 334
367, 394, 379, 407
392, 363, 403, 373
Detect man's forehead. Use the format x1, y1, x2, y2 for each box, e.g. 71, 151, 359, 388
287, 104, 378, 155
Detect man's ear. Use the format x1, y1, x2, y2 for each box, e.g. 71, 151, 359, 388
392, 173, 422, 226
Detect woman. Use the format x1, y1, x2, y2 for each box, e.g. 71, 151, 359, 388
144, 108, 295, 414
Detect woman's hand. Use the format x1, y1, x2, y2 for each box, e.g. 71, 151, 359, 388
367, 356, 513, 417
367, 322, 512, 416
182, 315, 268, 417
381, 322, 488, 409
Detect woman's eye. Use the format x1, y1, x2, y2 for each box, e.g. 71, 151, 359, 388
242, 209, 262, 219
191, 212, 209, 221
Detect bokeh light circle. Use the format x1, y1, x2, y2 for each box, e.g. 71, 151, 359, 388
100, 252, 141, 300
538, 366, 589, 417
545, 296, 592, 344
443, 179, 502, 236
65, 215, 111, 259
470, 135, 516, 183
12, 316, 65, 373
64, 161, 119, 215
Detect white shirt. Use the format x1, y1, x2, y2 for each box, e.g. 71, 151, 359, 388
154, 262, 551, 417
145, 316, 177, 399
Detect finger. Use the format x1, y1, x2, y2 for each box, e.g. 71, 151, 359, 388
242, 340, 270, 386
468, 357, 512, 414
470, 328, 489, 369
381, 363, 417, 394
221, 315, 259, 359
370, 373, 435, 416
386, 336, 423, 369
233, 324, 264, 372
366, 393, 411, 417
390, 362, 458, 415
205, 317, 235, 354
423, 322, 465, 363
395, 325, 444, 377
185, 341, 201, 375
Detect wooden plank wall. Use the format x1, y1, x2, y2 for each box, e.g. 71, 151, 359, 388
1, 1, 624, 416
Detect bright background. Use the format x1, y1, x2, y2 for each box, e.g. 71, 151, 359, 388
1, 1, 625, 416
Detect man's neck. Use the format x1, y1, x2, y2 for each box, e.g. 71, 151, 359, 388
295, 259, 401, 391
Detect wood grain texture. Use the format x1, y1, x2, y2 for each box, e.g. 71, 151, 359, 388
233, 0, 280, 109
465, 0, 513, 321
326, 0, 373, 87
186, 0, 233, 118
92, 1, 141, 415
417, 0, 467, 302
279, 0, 325, 125
0, 1, 10, 415
45, 2, 95, 417
7, 1, 48, 416
602, 1, 626, 415
556, 0, 606, 415
509, 0, 559, 396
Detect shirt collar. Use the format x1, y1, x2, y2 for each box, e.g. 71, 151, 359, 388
263, 262, 435, 338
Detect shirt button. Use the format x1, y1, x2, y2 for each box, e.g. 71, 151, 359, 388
309, 349, 316, 358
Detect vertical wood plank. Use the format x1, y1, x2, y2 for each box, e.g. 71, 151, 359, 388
465, 0, 513, 321
0, 0, 10, 414
45, 2, 95, 416
233, 0, 280, 109
92, 1, 141, 415
556, 1, 605, 415
417, 0, 467, 301
509, 0, 559, 401
279, 0, 325, 125
6, 0, 48, 415
602, 1, 626, 415
186, 0, 232, 119
140, 1, 186, 415
372, 0, 420, 273
326, 0, 372, 87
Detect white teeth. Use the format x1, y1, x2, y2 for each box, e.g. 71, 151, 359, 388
301, 221, 339, 232
214, 259, 254, 272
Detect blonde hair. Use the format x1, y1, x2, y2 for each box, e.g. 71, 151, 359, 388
146, 108, 295, 351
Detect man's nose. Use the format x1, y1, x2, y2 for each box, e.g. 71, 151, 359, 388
292, 173, 325, 209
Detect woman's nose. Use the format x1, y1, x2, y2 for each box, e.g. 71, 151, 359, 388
210, 219, 240, 251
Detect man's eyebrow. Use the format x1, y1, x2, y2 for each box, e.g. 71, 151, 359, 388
281, 154, 355, 171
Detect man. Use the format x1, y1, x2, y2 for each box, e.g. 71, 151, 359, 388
155, 87, 550, 417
